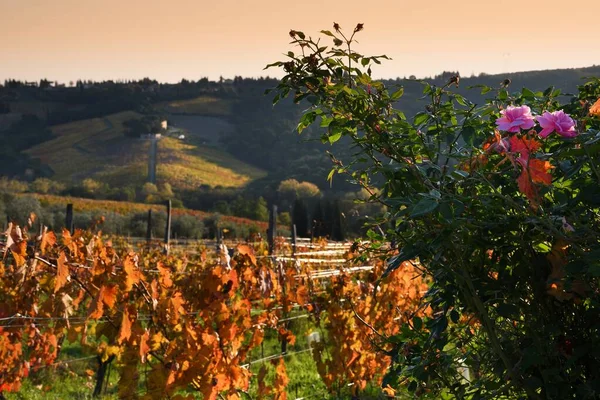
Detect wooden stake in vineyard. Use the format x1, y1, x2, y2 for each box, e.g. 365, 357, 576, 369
291, 223, 297, 257
65, 203, 74, 234
268, 205, 277, 255
146, 209, 152, 244
164, 200, 171, 255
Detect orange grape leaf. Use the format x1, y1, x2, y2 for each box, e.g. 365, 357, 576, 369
40, 230, 57, 255
123, 253, 141, 292
248, 328, 264, 348
140, 330, 150, 363
88, 290, 104, 319
10, 240, 27, 267
157, 262, 173, 288
295, 285, 309, 305
274, 359, 289, 396
88, 285, 117, 319
118, 309, 132, 344
257, 365, 271, 397
278, 327, 296, 345
590, 98, 600, 117
169, 292, 185, 323
102, 285, 118, 308
237, 244, 257, 265
54, 252, 69, 293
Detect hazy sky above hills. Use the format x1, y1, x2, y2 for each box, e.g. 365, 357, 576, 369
2, 0, 599, 83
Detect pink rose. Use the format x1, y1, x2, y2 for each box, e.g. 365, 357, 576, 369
495, 105, 536, 133
536, 110, 577, 138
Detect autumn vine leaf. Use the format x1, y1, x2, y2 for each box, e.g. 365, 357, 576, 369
54, 251, 69, 293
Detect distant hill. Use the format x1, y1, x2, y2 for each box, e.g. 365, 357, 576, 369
2, 66, 599, 199
388, 65, 600, 118
24, 110, 266, 191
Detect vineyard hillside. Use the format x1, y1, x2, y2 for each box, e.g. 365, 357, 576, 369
156, 95, 234, 116
24, 110, 266, 190
31, 193, 272, 231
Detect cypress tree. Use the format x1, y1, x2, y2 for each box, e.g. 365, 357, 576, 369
292, 199, 309, 237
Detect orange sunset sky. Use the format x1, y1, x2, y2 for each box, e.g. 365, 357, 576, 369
2, 0, 599, 83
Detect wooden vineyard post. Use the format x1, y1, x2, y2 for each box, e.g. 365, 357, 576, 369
65, 203, 74, 234
164, 200, 171, 255
291, 223, 297, 258
268, 205, 277, 256
268, 205, 289, 353
93, 354, 115, 397
146, 209, 153, 244
216, 225, 222, 257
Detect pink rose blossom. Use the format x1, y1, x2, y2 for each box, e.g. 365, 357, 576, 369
495, 105, 536, 133
536, 110, 577, 138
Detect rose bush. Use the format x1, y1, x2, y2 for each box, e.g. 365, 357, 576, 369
269, 24, 600, 399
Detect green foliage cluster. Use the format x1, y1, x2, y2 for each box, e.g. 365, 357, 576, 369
0, 114, 53, 176
270, 24, 600, 399
122, 115, 166, 138
212, 195, 270, 222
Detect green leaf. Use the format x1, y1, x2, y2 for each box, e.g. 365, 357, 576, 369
320, 30, 335, 37
413, 112, 429, 126
408, 381, 418, 392
327, 168, 336, 183
455, 97, 466, 107
297, 111, 316, 133
439, 202, 453, 222
381, 244, 421, 279
263, 61, 283, 70
413, 316, 423, 331
272, 93, 280, 105
410, 197, 439, 218
361, 58, 370, 67
461, 126, 476, 146
450, 310, 460, 323
391, 87, 404, 100
328, 131, 342, 144
522, 87, 536, 100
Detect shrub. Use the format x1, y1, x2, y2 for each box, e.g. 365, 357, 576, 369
270, 24, 600, 398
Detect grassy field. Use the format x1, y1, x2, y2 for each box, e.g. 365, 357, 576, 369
157, 96, 234, 116
156, 137, 266, 189
24, 110, 265, 191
